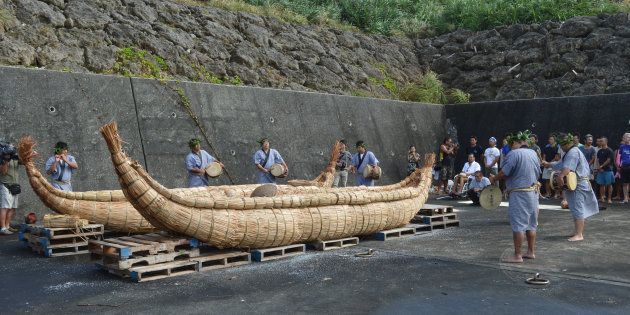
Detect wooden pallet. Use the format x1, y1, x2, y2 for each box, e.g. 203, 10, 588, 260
128, 260, 199, 282
374, 226, 416, 241
89, 233, 199, 260
100, 250, 252, 282
193, 251, 251, 271
20, 223, 104, 239
405, 223, 433, 234
251, 244, 305, 262
412, 213, 460, 229
310, 237, 359, 251
19, 224, 104, 257
23, 233, 92, 257
95, 248, 202, 270
432, 220, 460, 229
417, 204, 454, 216
416, 213, 458, 225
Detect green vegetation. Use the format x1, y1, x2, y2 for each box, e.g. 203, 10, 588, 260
111, 47, 243, 87
0, 8, 13, 30
111, 47, 170, 79
363, 66, 469, 104
190, 0, 630, 37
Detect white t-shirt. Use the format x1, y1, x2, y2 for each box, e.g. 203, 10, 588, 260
484, 147, 500, 168
461, 161, 481, 174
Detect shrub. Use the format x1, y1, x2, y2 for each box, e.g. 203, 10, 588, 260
399, 71, 445, 104
195, 0, 630, 37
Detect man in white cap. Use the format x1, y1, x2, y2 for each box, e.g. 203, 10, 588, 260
483, 137, 501, 183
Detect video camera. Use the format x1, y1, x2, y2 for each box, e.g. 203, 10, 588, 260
0, 141, 18, 164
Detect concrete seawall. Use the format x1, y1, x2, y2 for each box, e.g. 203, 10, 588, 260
4, 65, 628, 218
0, 66, 445, 217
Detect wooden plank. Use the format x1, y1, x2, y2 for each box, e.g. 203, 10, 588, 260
117, 236, 159, 245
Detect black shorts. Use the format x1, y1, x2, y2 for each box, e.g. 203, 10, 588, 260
621, 168, 630, 184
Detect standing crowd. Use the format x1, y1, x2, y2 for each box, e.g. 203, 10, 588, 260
434, 132, 630, 205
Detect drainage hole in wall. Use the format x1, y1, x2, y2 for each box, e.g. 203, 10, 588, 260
230, 150, 236, 156
49, 106, 56, 113
269, 117, 275, 123
171, 112, 177, 118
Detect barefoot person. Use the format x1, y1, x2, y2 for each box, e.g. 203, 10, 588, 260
543, 133, 599, 242
491, 131, 541, 263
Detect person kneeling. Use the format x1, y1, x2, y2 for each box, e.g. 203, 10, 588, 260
467, 171, 490, 206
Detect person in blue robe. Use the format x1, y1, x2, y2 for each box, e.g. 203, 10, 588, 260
253, 138, 287, 184
186, 138, 222, 188
350, 141, 379, 187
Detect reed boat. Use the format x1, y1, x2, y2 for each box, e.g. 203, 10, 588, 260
17, 136, 341, 233
101, 122, 434, 249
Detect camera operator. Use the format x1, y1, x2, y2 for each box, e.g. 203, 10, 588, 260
0, 141, 21, 235
45, 142, 78, 191
333, 140, 352, 188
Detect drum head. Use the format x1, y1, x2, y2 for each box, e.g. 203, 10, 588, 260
250, 184, 278, 197
480, 186, 502, 210
362, 165, 372, 178
205, 162, 222, 178
363, 165, 381, 180
270, 164, 287, 177
565, 172, 578, 191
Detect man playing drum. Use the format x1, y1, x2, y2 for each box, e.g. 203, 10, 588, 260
350, 141, 379, 187
542, 133, 599, 242
491, 131, 541, 263
186, 138, 223, 188
253, 138, 288, 184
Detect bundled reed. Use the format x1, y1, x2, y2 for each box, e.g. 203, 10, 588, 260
17, 136, 344, 233
101, 121, 434, 249
43, 214, 89, 228
18, 136, 157, 233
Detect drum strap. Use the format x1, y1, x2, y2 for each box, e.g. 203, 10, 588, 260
357, 152, 367, 169
56, 160, 66, 182
261, 149, 271, 169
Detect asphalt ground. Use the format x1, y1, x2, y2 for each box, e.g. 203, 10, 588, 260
0, 196, 629, 314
